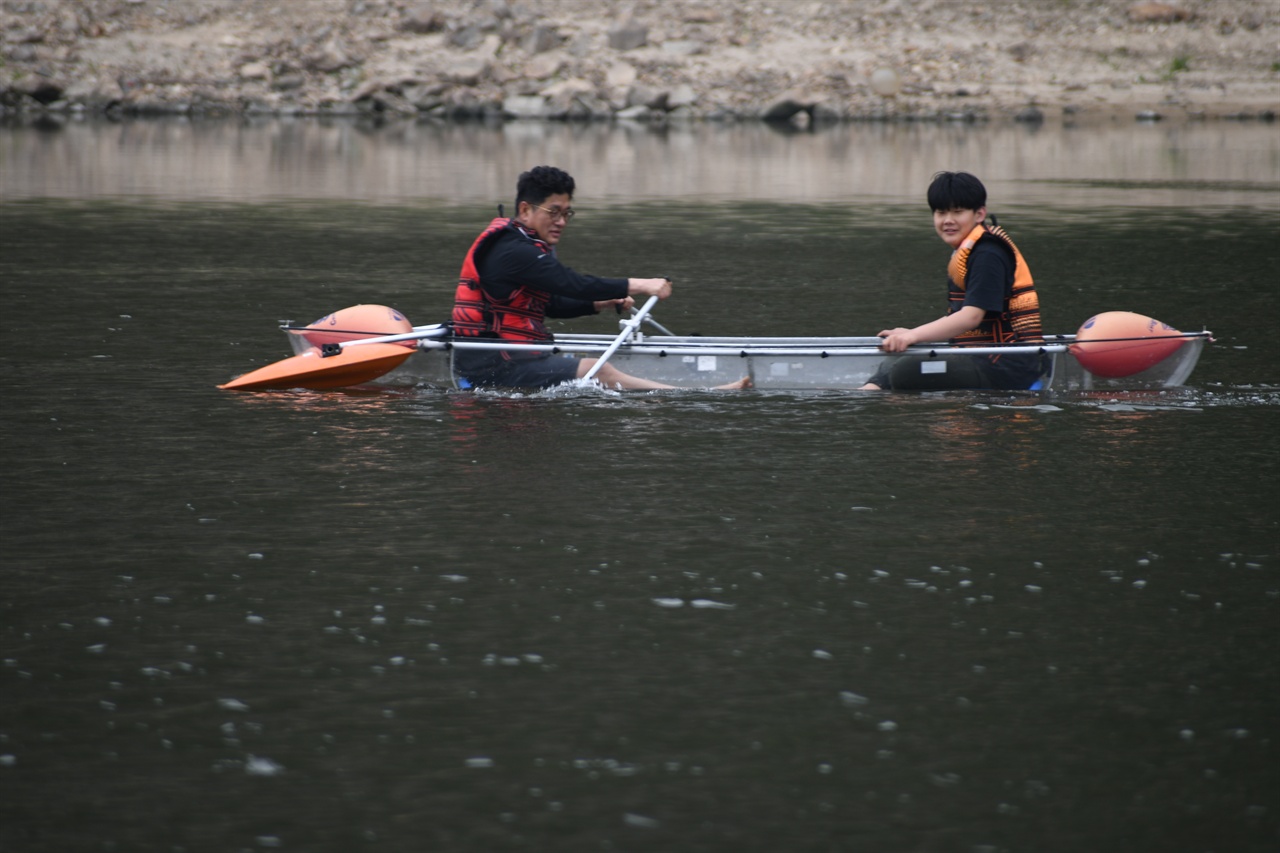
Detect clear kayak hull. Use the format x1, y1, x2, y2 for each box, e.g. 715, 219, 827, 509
302, 331, 1210, 393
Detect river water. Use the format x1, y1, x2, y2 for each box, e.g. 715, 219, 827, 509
2, 117, 1277, 853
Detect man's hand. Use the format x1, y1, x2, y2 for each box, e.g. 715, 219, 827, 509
628, 277, 673, 299
596, 297, 636, 313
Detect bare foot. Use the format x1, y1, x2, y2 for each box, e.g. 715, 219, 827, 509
715, 375, 752, 390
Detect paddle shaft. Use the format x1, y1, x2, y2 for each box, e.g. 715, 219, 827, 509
583, 295, 659, 381
320, 325, 449, 355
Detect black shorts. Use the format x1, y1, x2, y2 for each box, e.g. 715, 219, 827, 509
867, 353, 1045, 391
455, 353, 581, 390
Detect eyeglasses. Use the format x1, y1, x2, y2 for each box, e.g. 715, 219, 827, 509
533, 204, 576, 221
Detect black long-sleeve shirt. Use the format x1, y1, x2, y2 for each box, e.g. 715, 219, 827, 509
475, 228, 629, 319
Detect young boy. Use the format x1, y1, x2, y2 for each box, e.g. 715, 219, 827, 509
859, 171, 1045, 391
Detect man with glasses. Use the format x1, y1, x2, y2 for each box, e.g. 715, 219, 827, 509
451, 165, 749, 391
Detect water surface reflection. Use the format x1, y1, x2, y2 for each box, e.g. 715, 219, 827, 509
4, 117, 1278, 209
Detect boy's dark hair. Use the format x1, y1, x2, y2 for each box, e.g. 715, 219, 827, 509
927, 171, 987, 212
516, 166, 575, 210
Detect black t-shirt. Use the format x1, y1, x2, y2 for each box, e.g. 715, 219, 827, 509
955, 239, 1014, 315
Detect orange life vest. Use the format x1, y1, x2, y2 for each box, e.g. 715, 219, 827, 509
947, 223, 1043, 346
451, 218, 555, 344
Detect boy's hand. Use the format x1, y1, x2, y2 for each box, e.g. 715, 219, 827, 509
877, 328, 916, 352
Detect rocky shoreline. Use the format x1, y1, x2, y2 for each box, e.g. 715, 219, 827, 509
2, 0, 1277, 125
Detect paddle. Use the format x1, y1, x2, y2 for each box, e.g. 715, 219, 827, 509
635, 309, 677, 336
583, 295, 659, 382
318, 324, 449, 355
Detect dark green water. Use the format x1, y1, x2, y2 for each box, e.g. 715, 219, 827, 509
1, 121, 1277, 853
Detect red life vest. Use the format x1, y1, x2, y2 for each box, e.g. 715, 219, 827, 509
451, 218, 555, 344
946, 223, 1043, 346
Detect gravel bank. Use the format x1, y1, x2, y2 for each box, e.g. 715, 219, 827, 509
2, 0, 1277, 124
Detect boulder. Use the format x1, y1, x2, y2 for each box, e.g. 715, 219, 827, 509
449, 25, 486, 50
615, 104, 652, 120
682, 8, 723, 24
6, 71, 66, 105
525, 53, 564, 80
661, 40, 704, 57
605, 62, 637, 89
626, 84, 668, 111
303, 43, 354, 73
540, 77, 595, 99
668, 83, 697, 109
238, 62, 272, 81
1127, 3, 1193, 23
502, 94, 548, 118
522, 25, 561, 54
444, 56, 492, 86
761, 97, 812, 123
608, 23, 648, 51
399, 5, 446, 34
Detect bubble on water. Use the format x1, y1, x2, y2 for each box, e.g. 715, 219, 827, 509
877, 720, 898, 732
256, 836, 282, 848
812, 649, 833, 660
839, 691, 870, 707
652, 598, 684, 608
244, 755, 284, 776
86, 644, 106, 654
0, 755, 15, 767
94, 617, 112, 627
465, 757, 494, 768
246, 615, 265, 625
248, 553, 264, 560
623, 813, 660, 829
1025, 584, 1043, 593
439, 574, 468, 583
218, 698, 250, 712
690, 599, 734, 610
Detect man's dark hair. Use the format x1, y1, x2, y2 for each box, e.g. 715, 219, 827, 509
927, 171, 987, 212
516, 165, 575, 210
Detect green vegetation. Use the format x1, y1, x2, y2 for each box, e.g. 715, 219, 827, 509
1161, 54, 1191, 81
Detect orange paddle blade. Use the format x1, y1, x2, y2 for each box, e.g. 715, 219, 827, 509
219, 344, 414, 391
